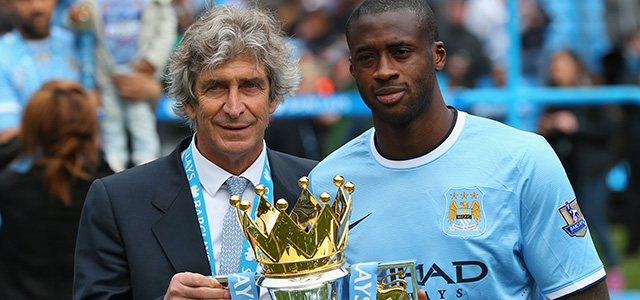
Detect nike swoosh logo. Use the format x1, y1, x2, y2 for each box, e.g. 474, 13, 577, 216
349, 213, 372, 230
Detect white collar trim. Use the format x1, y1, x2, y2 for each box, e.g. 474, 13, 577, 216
370, 111, 466, 169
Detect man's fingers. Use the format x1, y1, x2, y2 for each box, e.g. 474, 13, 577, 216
181, 286, 230, 299
173, 272, 216, 287
418, 289, 429, 300
165, 272, 231, 299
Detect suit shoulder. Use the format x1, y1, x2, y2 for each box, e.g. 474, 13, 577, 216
98, 155, 174, 187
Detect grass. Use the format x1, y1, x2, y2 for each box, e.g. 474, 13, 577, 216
610, 225, 640, 290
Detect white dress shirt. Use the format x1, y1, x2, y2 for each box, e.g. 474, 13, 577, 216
185, 136, 270, 299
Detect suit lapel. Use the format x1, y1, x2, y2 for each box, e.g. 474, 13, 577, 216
148, 146, 314, 275
151, 138, 211, 275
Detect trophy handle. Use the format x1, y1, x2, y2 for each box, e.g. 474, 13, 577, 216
347, 261, 419, 300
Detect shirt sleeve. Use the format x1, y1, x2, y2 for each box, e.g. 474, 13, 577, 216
518, 135, 605, 299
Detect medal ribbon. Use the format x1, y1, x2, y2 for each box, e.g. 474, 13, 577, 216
182, 142, 273, 276
228, 271, 260, 300
350, 262, 380, 300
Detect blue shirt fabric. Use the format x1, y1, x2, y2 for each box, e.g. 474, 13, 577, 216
0, 27, 81, 132
309, 110, 605, 300
98, 0, 148, 65
537, 0, 611, 74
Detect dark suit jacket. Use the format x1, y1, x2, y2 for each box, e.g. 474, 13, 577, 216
73, 138, 317, 300
0, 167, 92, 300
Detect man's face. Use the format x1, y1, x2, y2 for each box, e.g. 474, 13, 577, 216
185, 54, 277, 165
348, 10, 445, 125
8, 0, 56, 39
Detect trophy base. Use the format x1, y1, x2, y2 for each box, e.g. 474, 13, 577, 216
257, 267, 348, 300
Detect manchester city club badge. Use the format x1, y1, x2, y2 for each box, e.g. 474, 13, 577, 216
557, 198, 588, 237
442, 187, 486, 238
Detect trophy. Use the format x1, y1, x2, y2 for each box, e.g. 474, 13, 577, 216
229, 176, 418, 300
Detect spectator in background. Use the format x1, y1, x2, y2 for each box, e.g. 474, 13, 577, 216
265, 47, 328, 160
520, 0, 550, 79
618, 30, 640, 256
173, 0, 207, 34
602, 28, 640, 257
52, 0, 75, 26
68, 0, 177, 172
438, 0, 490, 88
0, 81, 111, 299
537, 0, 611, 76
264, 0, 371, 160
463, 0, 508, 72
0, 0, 85, 168
265, 3, 357, 160
604, 0, 640, 53
538, 50, 625, 290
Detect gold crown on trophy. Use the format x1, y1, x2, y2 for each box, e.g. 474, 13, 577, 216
230, 175, 354, 277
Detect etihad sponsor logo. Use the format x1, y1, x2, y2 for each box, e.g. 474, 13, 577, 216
412, 261, 488, 299
416, 261, 487, 285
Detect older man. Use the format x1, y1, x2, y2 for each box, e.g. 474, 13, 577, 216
73, 5, 316, 300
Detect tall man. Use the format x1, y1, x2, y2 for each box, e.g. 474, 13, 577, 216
0, 0, 81, 145
308, 0, 610, 299
73, 5, 316, 300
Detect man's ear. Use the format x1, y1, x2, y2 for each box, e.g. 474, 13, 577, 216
349, 57, 355, 77
268, 96, 278, 114
183, 100, 197, 120
433, 41, 446, 72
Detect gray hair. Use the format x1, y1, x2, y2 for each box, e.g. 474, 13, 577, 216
167, 5, 301, 130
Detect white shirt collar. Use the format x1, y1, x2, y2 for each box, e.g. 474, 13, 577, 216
190, 135, 267, 197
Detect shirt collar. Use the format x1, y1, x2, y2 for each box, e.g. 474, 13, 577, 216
190, 135, 267, 197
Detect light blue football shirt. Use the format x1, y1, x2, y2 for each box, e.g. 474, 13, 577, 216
0, 27, 81, 132
309, 110, 605, 300
99, 0, 148, 65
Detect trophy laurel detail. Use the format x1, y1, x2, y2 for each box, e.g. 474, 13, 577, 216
229, 175, 417, 300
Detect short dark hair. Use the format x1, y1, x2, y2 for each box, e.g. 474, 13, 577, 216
346, 0, 438, 43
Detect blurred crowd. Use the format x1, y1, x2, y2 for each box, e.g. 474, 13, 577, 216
0, 0, 639, 298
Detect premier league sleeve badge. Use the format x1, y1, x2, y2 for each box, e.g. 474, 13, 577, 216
557, 198, 588, 237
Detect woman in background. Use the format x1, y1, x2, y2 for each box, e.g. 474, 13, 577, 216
538, 50, 625, 290
0, 80, 111, 299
